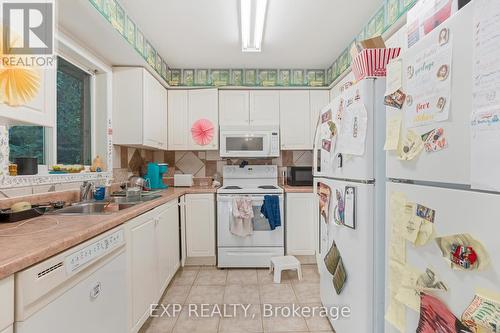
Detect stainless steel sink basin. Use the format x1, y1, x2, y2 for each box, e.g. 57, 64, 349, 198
53, 195, 162, 215
54, 202, 110, 215
110, 195, 161, 204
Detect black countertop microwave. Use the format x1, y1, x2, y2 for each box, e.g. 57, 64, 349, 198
286, 166, 313, 186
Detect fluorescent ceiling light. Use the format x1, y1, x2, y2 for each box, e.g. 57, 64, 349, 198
240, 0, 268, 52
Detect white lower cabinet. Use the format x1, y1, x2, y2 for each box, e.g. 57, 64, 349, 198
156, 200, 180, 295
184, 194, 216, 259
0, 325, 13, 333
126, 200, 180, 333
0, 275, 14, 333
286, 193, 316, 255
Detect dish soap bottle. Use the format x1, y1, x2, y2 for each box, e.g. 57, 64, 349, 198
90, 155, 105, 172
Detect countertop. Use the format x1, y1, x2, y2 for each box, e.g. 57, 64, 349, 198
0, 186, 217, 280
282, 185, 314, 193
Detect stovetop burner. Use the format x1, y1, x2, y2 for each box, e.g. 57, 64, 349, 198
224, 186, 242, 190
258, 185, 278, 189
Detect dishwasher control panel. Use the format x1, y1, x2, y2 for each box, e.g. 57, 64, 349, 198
65, 229, 124, 274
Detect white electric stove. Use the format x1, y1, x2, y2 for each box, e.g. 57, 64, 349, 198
217, 165, 284, 268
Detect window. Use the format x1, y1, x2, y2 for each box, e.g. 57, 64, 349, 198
9, 56, 92, 166
8, 126, 45, 164
57, 57, 91, 165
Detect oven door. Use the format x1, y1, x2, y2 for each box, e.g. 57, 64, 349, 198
219, 131, 271, 158
217, 194, 284, 247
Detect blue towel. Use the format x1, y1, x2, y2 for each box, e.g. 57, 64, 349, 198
260, 195, 281, 230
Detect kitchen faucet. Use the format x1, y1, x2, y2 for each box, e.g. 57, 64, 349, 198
80, 181, 94, 201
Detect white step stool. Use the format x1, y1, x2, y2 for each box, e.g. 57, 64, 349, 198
269, 256, 302, 283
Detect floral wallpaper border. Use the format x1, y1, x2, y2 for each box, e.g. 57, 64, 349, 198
88, 0, 416, 87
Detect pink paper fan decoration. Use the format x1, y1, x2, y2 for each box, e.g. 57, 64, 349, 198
191, 119, 214, 145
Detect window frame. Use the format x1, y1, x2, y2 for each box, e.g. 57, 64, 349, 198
44, 54, 96, 167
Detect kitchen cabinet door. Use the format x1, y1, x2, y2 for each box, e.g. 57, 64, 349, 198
128, 216, 158, 329
0, 276, 13, 333
309, 90, 329, 145
155, 200, 179, 296
279, 90, 311, 149
188, 89, 219, 150
113, 67, 168, 150
168, 203, 180, 275
0, 325, 12, 333
286, 193, 316, 255
185, 194, 215, 257
0, 67, 56, 127
167, 90, 189, 150
219, 90, 250, 126
143, 71, 168, 149
249, 90, 280, 125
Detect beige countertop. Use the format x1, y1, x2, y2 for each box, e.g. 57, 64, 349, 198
282, 185, 314, 193
0, 186, 216, 280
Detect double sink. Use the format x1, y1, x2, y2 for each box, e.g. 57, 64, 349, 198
53, 195, 161, 215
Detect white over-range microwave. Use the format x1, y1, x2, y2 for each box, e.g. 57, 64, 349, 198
219, 125, 280, 158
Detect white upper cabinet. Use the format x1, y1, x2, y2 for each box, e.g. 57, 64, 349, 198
309, 90, 330, 142
188, 89, 218, 150
0, 67, 56, 127
219, 90, 279, 126
219, 90, 250, 126
168, 89, 218, 150
280, 90, 329, 149
113, 67, 168, 150
167, 90, 189, 150
249, 90, 280, 125
279, 90, 311, 150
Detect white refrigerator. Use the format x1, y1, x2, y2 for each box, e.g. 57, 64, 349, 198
385, 2, 500, 333
313, 77, 387, 333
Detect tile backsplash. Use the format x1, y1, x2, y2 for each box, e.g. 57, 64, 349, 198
114, 146, 313, 179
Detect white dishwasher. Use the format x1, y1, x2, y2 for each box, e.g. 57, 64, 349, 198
15, 226, 127, 333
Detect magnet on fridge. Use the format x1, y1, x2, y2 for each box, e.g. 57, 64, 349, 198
344, 186, 356, 229
337, 153, 343, 168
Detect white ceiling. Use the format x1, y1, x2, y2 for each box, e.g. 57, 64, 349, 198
118, 0, 383, 69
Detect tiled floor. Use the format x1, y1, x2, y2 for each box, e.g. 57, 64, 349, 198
140, 265, 334, 333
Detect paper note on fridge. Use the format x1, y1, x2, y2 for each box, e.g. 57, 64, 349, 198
472, 0, 500, 112
389, 192, 407, 264
435, 233, 491, 271
386, 59, 403, 96
384, 113, 402, 151
386, 260, 406, 332
462, 289, 500, 333
336, 101, 368, 156
405, 28, 453, 128
398, 130, 424, 161
471, 109, 500, 192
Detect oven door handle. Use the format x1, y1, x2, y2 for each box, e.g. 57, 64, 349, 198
217, 195, 282, 202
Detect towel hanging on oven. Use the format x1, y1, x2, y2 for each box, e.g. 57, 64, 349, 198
260, 195, 281, 230
231, 197, 254, 237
